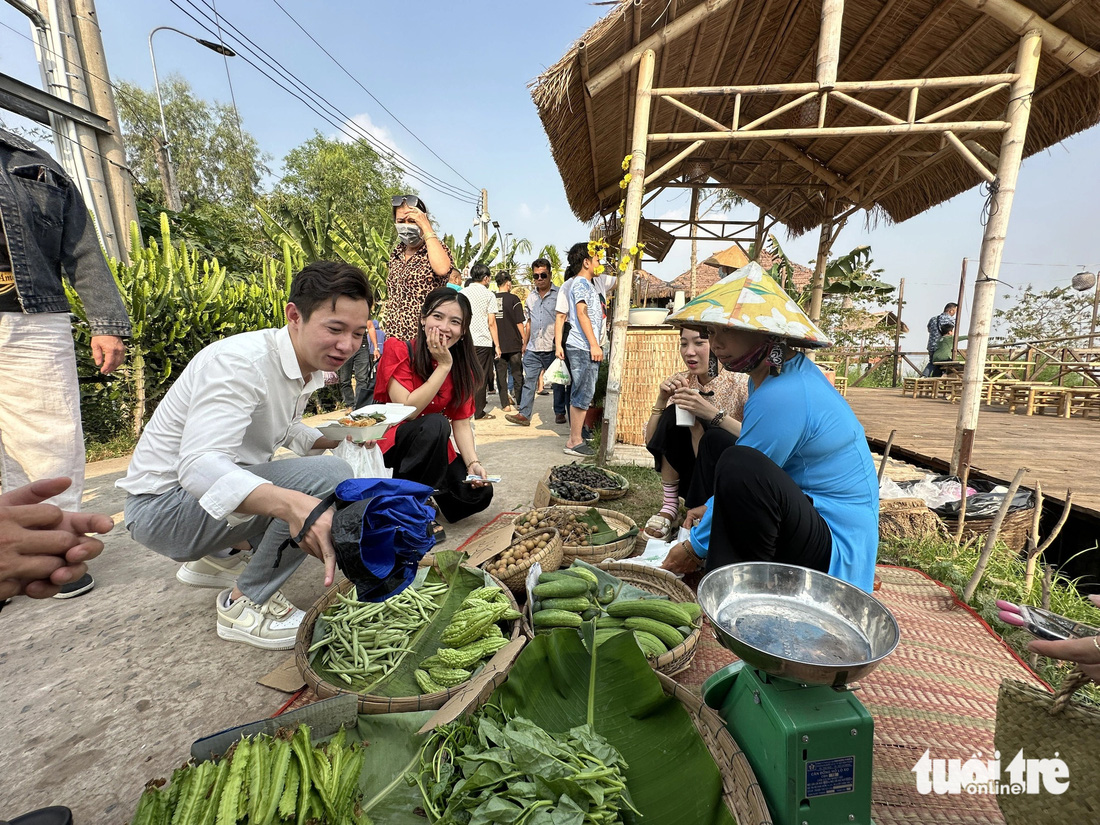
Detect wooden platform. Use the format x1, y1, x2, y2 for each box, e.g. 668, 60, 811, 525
847, 387, 1100, 520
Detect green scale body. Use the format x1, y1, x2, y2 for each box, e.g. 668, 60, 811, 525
703, 662, 875, 825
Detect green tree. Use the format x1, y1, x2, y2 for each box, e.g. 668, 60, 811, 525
994, 284, 1092, 344
271, 131, 405, 234
116, 76, 268, 208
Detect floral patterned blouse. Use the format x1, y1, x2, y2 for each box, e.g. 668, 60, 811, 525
665, 368, 749, 422
382, 240, 454, 341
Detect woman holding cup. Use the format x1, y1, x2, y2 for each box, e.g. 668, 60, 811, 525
642, 327, 748, 541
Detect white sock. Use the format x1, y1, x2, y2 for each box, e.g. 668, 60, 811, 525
211, 547, 236, 559
223, 592, 238, 608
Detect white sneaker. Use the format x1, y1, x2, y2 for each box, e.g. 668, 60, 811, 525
176, 553, 249, 588
215, 589, 305, 650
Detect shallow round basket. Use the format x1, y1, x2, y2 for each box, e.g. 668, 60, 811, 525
548, 483, 600, 507
514, 506, 638, 564
597, 560, 701, 676
591, 469, 630, 502
481, 528, 563, 595
457, 658, 771, 825
294, 569, 523, 714
657, 672, 774, 824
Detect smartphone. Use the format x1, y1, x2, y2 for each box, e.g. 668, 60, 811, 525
465, 475, 502, 484
1008, 604, 1100, 641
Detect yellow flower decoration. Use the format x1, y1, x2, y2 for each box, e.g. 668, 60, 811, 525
595, 263, 606, 275
618, 258, 630, 272
629, 245, 639, 256
621, 154, 633, 171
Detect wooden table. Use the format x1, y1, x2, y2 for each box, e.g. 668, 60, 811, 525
1006, 383, 1070, 416
1059, 387, 1100, 419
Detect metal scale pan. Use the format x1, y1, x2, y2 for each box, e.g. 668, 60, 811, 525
699, 562, 900, 686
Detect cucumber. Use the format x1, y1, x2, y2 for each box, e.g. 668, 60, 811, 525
605, 598, 691, 626
537, 572, 572, 584
632, 630, 669, 658
580, 607, 600, 621
596, 584, 616, 605
532, 578, 590, 599
624, 616, 686, 650
681, 602, 702, 624
595, 616, 626, 629
566, 566, 599, 585
532, 609, 584, 628
539, 596, 592, 613
593, 627, 627, 646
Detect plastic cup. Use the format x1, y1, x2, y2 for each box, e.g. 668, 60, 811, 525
675, 404, 694, 427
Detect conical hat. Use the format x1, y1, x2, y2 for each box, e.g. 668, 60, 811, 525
702, 245, 749, 270
666, 262, 831, 348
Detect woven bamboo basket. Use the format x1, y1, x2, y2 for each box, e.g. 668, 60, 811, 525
513, 506, 638, 564
294, 570, 524, 714
995, 669, 1099, 824
458, 651, 772, 824
548, 482, 600, 507
590, 468, 630, 502
596, 560, 700, 676
480, 528, 564, 595
939, 504, 1034, 552
657, 672, 774, 824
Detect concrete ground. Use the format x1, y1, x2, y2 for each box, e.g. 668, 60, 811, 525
0, 394, 649, 822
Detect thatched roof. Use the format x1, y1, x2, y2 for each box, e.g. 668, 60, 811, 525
531, 0, 1100, 235
632, 269, 676, 302
670, 250, 812, 297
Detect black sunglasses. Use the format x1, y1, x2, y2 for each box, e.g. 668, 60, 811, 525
534, 273, 549, 280
392, 195, 421, 209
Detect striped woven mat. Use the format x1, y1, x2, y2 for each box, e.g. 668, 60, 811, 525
276, 520, 1048, 825
675, 565, 1049, 825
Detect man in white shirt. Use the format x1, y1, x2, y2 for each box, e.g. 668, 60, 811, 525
460, 263, 500, 419
118, 262, 372, 650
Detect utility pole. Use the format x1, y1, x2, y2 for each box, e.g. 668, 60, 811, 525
479, 189, 490, 248
70, 0, 138, 258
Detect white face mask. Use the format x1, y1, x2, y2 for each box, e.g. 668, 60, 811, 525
396, 223, 422, 246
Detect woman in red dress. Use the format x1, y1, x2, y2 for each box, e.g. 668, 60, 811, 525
375, 288, 493, 536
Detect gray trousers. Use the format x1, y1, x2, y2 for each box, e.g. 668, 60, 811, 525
124, 455, 353, 604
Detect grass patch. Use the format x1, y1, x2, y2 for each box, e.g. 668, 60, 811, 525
85, 431, 137, 463
606, 463, 663, 529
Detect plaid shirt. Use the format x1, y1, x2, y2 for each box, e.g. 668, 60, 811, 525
926, 313, 955, 353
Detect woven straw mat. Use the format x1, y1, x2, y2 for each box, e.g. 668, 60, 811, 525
675, 565, 1049, 825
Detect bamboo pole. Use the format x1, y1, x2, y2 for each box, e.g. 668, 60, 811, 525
951, 30, 1042, 476
953, 258, 968, 360
600, 48, 655, 464
739, 91, 819, 132
877, 430, 896, 483
808, 193, 835, 324
648, 120, 1008, 142
659, 95, 728, 132
830, 90, 904, 125
649, 74, 1018, 96
577, 42, 605, 208
643, 140, 706, 187
586, 0, 738, 97
893, 278, 905, 386
945, 132, 997, 182
954, 0, 1100, 76
920, 82, 1011, 123
689, 186, 700, 301
816, 0, 844, 89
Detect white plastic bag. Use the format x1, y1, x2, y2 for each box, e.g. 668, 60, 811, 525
334, 438, 391, 479
546, 357, 571, 387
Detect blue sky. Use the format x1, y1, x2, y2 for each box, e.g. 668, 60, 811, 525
1, 0, 1097, 352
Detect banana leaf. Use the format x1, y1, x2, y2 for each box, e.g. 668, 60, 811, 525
494, 629, 736, 825
350, 711, 435, 824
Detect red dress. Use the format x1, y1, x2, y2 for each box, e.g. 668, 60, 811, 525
374, 338, 475, 462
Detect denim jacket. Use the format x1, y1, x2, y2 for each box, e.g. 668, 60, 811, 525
0, 130, 130, 336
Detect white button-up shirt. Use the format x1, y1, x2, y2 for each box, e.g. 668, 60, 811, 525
118, 326, 325, 521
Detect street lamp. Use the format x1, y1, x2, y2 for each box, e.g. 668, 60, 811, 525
148, 26, 236, 211
491, 220, 510, 268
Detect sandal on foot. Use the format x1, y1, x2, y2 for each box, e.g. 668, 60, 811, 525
644, 513, 675, 541
430, 520, 447, 543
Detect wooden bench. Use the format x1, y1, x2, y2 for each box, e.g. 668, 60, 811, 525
1006, 383, 1066, 415
834, 375, 848, 397
913, 377, 940, 398
1059, 387, 1100, 419
902, 376, 917, 396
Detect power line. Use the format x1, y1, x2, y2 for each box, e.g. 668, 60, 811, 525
209, 0, 246, 150
173, 0, 479, 205
267, 0, 480, 194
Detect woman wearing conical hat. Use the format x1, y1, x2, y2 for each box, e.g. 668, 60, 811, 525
658, 262, 879, 593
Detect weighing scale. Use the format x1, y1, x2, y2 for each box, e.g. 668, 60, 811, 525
698, 563, 900, 825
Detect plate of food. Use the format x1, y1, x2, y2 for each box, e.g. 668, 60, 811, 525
317, 403, 417, 442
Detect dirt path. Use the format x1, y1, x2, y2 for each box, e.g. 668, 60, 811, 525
0, 395, 626, 821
